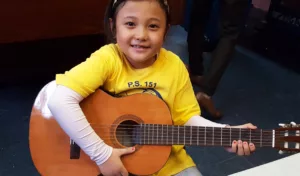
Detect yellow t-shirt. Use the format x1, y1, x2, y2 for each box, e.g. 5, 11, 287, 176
56, 44, 201, 176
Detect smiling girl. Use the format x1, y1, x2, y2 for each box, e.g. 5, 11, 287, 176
47, 0, 256, 175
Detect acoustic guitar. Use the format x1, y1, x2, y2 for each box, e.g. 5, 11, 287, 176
29, 81, 300, 176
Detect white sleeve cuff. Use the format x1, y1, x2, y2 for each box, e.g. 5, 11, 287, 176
184, 115, 227, 128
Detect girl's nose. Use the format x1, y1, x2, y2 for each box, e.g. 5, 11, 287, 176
134, 27, 148, 41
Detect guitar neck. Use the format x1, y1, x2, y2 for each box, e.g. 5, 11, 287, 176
137, 124, 274, 147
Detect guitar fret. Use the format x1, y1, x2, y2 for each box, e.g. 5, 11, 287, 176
172, 126, 174, 144
151, 124, 154, 145
205, 126, 206, 146
140, 124, 142, 145
157, 124, 159, 144
260, 129, 262, 147
148, 124, 150, 144
178, 126, 179, 144
197, 126, 199, 145
144, 125, 146, 144
221, 127, 223, 146
212, 127, 214, 146
230, 127, 232, 146
250, 129, 251, 144
239, 128, 241, 140
161, 124, 163, 144
167, 125, 168, 145
190, 126, 192, 145
184, 126, 186, 145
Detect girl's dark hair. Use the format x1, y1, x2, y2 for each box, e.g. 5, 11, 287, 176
104, 0, 171, 43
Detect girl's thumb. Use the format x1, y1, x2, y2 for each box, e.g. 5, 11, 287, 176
119, 147, 136, 156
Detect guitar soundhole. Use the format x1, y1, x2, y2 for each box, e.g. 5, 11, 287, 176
116, 120, 140, 147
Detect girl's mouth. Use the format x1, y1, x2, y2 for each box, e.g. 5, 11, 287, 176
131, 45, 150, 52
131, 45, 150, 48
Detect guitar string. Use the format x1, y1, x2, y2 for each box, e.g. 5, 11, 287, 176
88, 137, 276, 146
98, 142, 274, 146
90, 128, 278, 135
72, 124, 292, 146
93, 133, 277, 139
89, 125, 286, 135
94, 136, 286, 141
88, 126, 290, 138
91, 142, 275, 147
86, 131, 278, 144
96, 139, 275, 143
91, 130, 289, 146
89, 136, 276, 142
89, 124, 296, 133
92, 138, 276, 145
89, 125, 277, 131
92, 131, 294, 138
89, 123, 299, 129
69, 129, 285, 146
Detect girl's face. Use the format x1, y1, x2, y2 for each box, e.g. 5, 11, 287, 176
113, 0, 167, 69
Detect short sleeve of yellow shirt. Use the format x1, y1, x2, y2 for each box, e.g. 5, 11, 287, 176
172, 60, 201, 125
56, 44, 118, 98
55, 44, 201, 176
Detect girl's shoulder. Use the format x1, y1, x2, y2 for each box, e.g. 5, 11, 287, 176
91, 43, 124, 63
159, 47, 187, 70
96, 43, 121, 56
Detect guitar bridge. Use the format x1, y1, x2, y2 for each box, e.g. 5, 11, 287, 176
70, 139, 80, 159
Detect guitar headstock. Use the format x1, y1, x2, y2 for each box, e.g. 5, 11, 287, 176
275, 122, 300, 154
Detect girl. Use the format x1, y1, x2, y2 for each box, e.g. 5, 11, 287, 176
47, 0, 256, 175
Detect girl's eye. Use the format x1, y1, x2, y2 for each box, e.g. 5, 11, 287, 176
125, 22, 135, 27
149, 24, 159, 29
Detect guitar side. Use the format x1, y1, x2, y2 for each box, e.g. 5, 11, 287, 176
29, 81, 99, 175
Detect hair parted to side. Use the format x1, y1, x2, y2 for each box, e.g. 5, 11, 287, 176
104, 0, 171, 43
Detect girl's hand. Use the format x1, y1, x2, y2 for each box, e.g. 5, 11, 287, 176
226, 123, 257, 156
99, 147, 135, 176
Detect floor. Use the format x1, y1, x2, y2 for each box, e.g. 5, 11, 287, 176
187, 46, 300, 175
1, 27, 300, 176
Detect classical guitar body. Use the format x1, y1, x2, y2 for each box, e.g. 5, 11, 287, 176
29, 81, 172, 176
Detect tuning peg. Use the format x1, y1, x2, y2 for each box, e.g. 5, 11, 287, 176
278, 150, 286, 155
278, 150, 299, 155
278, 122, 299, 128
293, 122, 300, 149
279, 122, 300, 128
289, 122, 300, 128
279, 123, 286, 128
291, 122, 296, 126
279, 123, 285, 127
279, 123, 291, 128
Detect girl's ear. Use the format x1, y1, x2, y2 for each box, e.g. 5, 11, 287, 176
109, 18, 116, 40
109, 18, 114, 32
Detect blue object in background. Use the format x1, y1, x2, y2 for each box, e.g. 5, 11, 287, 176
183, 0, 220, 45
182, 0, 252, 52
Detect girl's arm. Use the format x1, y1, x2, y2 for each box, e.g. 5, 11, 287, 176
47, 85, 113, 166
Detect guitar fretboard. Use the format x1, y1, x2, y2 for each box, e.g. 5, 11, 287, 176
135, 124, 274, 147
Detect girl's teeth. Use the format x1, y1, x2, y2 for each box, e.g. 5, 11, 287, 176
132, 45, 148, 48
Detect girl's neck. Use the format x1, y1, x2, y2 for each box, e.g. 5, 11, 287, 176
126, 55, 158, 69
